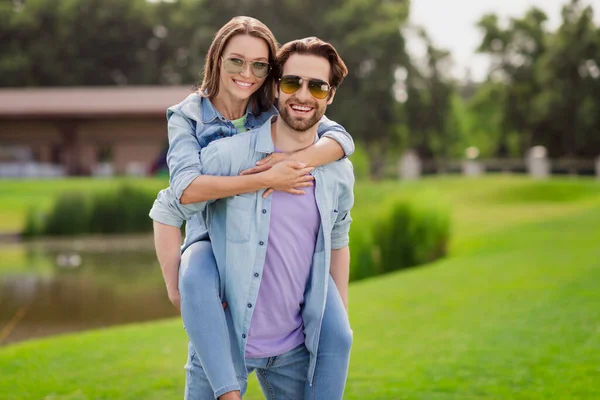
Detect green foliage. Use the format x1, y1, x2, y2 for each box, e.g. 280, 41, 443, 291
90, 186, 154, 234
350, 194, 451, 281
22, 208, 42, 238
43, 193, 91, 236
348, 143, 371, 180
474, 0, 600, 157
374, 197, 450, 271
28, 185, 155, 236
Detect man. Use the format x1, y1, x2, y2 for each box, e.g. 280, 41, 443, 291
152, 37, 354, 399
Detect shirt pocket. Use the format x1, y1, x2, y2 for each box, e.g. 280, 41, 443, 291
225, 194, 255, 243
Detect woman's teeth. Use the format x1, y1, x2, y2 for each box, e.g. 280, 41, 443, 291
234, 80, 252, 88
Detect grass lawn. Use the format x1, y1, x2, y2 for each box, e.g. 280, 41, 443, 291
1, 176, 599, 399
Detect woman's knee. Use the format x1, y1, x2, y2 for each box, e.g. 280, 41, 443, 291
179, 241, 219, 297
320, 305, 353, 354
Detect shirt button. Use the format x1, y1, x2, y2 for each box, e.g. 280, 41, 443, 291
262, 209, 267, 214
242, 334, 246, 339
259, 241, 264, 246
254, 273, 259, 278
247, 303, 253, 308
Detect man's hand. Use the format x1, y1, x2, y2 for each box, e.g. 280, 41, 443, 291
241, 159, 314, 198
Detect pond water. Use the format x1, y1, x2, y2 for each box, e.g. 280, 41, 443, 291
0, 235, 179, 346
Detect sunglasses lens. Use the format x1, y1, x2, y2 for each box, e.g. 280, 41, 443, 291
223, 58, 244, 74
308, 80, 330, 99
251, 62, 270, 78
280, 76, 302, 94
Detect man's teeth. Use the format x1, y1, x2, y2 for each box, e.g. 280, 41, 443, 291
291, 105, 312, 111
235, 80, 252, 87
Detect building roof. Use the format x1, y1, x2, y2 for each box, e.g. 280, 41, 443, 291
0, 86, 194, 119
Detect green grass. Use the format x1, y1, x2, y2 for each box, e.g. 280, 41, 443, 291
1, 176, 600, 399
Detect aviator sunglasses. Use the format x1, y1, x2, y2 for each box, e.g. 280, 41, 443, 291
279, 75, 331, 100
221, 57, 271, 78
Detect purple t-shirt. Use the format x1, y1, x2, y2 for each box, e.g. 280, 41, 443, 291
245, 182, 320, 358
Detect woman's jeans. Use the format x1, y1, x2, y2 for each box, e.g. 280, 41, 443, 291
179, 239, 353, 400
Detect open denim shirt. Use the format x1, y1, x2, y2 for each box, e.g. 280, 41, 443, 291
150, 114, 355, 385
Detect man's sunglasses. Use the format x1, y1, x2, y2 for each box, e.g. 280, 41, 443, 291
221, 57, 271, 79
279, 75, 331, 100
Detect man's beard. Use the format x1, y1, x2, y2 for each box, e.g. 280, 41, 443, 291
279, 97, 325, 132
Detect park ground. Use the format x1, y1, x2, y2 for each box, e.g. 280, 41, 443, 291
0, 176, 599, 399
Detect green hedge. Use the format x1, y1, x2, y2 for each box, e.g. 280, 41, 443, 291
349, 195, 451, 281
23, 185, 155, 236
349, 142, 371, 180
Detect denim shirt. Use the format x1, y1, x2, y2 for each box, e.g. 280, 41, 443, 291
151, 116, 354, 384
154, 93, 354, 250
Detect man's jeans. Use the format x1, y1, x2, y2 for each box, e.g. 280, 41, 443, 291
179, 240, 353, 399
185, 342, 309, 400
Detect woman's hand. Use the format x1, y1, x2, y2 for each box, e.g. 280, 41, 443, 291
241, 159, 314, 198
240, 152, 291, 175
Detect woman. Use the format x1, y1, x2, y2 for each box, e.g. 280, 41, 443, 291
150, 16, 353, 400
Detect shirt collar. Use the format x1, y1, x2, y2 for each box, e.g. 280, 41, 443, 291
200, 96, 219, 124
255, 116, 277, 154
201, 95, 263, 125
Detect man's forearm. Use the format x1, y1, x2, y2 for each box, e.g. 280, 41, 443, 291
294, 137, 344, 168
330, 246, 350, 311
180, 174, 268, 205
153, 221, 182, 294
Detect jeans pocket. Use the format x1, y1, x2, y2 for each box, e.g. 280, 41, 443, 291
226, 195, 254, 243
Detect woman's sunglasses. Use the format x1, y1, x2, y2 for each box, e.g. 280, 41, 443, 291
221, 57, 271, 79
279, 75, 331, 100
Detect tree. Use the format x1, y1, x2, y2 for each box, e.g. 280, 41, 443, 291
474, 0, 600, 158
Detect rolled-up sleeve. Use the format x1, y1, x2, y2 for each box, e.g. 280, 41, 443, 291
166, 107, 203, 202
331, 161, 355, 249
316, 115, 355, 158
150, 141, 225, 227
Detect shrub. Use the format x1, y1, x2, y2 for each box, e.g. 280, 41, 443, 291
26, 185, 155, 237
22, 208, 44, 238
349, 195, 451, 281
43, 193, 91, 236
349, 143, 371, 181
89, 185, 154, 234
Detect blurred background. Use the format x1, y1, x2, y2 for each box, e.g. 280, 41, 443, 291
0, 1, 599, 399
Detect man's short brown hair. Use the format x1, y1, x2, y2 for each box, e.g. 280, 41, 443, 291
276, 37, 348, 89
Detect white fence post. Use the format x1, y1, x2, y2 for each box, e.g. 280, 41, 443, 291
526, 146, 550, 179
398, 150, 421, 180
462, 147, 484, 177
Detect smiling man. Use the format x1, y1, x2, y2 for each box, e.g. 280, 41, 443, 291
152, 37, 354, 399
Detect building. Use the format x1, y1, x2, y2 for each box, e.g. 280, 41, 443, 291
0, 86, 193, 176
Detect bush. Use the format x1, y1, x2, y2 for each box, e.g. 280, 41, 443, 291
349, 195, 451, 281
90, 185, 154, 234
43, 193, 91, 236
22, 208, 44, 238
349, 142, 371, 180
26, 185, 155, 237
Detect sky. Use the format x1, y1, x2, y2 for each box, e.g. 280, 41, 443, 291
408, 0, 600, 81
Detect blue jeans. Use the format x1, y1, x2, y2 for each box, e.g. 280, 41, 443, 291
179, 240, 352, 399
185, 342, 309, 400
